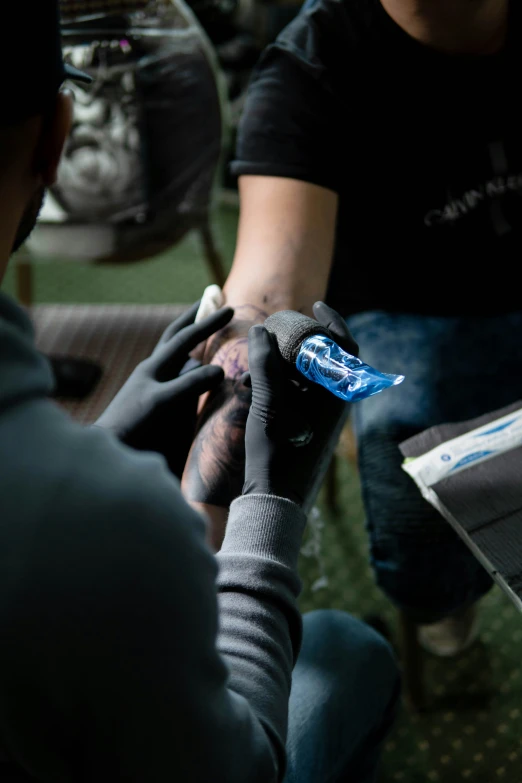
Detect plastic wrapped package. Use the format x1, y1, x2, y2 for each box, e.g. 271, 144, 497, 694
30, 0, 227, 262
296, 335, 405, 402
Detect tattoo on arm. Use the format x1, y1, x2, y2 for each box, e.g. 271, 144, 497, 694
182, 304, 267, 506
182, 378, 252, 506
212, 338, 249, 381
204, 304, 268, 368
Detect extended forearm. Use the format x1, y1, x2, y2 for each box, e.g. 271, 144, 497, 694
182, 177, 337, 540
203, 304, 268, 375
182, 296, 293, 529
203, 281, 319, 376
182, 295, 329, 544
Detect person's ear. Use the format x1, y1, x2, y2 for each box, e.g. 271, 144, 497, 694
35, 90, 74, 187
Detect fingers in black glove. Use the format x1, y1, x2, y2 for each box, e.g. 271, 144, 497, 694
248, 326, 313, 445
155, 307, 234, 382
240, 371, 252, 388
248, 325, 288, 427
95, 302, 234, 480
157, 301, 202, 345
158, 364, 225, 403
312, 301, 359, 357
244, 324, 347, 505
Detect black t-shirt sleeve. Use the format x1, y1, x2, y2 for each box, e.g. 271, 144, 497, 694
232, 37, 343, 193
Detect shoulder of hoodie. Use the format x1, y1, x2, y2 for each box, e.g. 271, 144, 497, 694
0, 396, 207, 551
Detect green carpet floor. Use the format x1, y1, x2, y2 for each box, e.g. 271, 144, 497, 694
311, 465, 522, 783
3, 204, 521, 782
3, 206, 238, 305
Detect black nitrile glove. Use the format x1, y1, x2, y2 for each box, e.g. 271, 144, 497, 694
311, 301, 359, 357
242, 302, 357, 506
95, 302, 234, 479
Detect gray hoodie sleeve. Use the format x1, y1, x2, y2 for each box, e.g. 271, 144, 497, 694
2, 418, 306, 783
217, 494, 307, 776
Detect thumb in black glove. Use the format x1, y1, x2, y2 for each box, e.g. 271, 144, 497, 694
242, 302, 356, 506
311, 301, 359, 357
95, 302, 234, 479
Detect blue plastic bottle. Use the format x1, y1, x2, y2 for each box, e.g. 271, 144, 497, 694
296, 334, 405, 402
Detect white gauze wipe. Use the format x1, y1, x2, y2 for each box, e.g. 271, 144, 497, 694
195, 284, 225, 322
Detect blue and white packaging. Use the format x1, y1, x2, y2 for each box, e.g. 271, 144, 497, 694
403, 408, 522, 488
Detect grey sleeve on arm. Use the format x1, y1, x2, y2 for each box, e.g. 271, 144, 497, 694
217, 494, 307, 777
35, 440, 306, 783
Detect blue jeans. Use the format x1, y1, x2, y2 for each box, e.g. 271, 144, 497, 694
285, 610, 400, 783
346, 311, 522, 623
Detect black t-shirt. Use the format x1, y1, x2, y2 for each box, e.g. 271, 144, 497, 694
232, 0, 522, 316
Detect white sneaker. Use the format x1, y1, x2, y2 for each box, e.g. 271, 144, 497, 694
418, 605, 480, 657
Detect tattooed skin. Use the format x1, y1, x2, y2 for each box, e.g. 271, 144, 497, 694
182, 378, 252, 507
181, 304, 268, 508
203, 305, 269, 373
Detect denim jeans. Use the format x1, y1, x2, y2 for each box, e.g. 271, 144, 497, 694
346, 311, 522, 623
285, 610, 400, 783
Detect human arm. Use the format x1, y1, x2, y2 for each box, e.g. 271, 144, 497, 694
0, 428, 303, 782
181, 176, 339, 546
181, 36, 343, 543
0, 310, 351, 781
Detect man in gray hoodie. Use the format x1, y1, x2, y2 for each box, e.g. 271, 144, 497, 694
0, 3, 399, 782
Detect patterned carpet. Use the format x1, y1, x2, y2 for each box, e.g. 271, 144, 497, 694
306, 461, 522, 783
32, 303, 187, 424
3, 204, 522, 782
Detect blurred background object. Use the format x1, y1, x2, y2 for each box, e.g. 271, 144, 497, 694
23, 0, 228, 276
14, 0, 306, 310
16, 0, 231, 397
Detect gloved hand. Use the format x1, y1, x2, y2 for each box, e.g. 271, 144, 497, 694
242, 302, 357, 506
95, 302, 234, 479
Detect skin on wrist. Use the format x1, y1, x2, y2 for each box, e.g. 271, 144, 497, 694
202, 305, 268, 369
182, 306, 268, 550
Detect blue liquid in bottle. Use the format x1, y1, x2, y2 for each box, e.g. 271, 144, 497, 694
296, 335, 405, 402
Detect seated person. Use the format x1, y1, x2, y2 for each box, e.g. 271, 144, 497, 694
0, 4, 399, 782
182, 0, 522, 655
